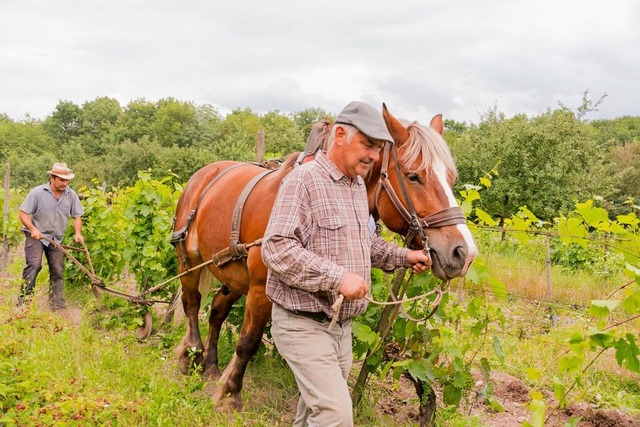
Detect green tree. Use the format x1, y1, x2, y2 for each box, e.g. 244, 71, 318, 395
607, 141, 640, 214
0, 116, 51, 164
42, 100, 82, 144
152, 98, 201, 148
453, 108, 611, 220
78, 97, 123, 156
117, 98, 157, 143
214, 108, 261, 161
154, 146, 218, 183
259, 111, 305, 156
444, 118, 469, 135
591, 116, 640, 147
100, 137, 166, 187
292, 107, 333, 140
6, 151, 58, 189
193, 104, 223, 149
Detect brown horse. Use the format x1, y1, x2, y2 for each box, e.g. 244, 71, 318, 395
171, 105, 478, 411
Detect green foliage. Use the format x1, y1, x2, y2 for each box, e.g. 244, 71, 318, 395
453, 107, 611, 221
41, 100, 82, 143
591, 115, 640, 147
78, 97, 122, 156
607, 141, 640, 216
117, 98, 158, 142
1, 188, 25, 249
64, 183, 128, 287
4, 95, 639, 223
260, 110, 306, 155
62, 173, 180, 306
152, 98, 201, 148
121, 172, 181, 294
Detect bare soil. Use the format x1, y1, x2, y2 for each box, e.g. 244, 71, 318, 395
355, 370, 640, 426
461, 371, 639, 426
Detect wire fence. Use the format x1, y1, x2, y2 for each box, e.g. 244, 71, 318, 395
462, 223, 639, 310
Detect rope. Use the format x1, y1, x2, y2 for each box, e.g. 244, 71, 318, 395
328, 279, 449, 329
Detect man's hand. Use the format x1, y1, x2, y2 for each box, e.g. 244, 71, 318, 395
30, 229, 43, 240
338, 272, 369, 300
406, 250, 432, 274
74, 232, 84, 244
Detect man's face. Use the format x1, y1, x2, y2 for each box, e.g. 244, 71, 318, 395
342, 130, 384, 178
50, 176, 70, 192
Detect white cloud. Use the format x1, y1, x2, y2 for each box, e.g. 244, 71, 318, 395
0, 0, 638, 123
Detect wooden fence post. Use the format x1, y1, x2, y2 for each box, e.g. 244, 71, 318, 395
2, 163, 10, 269
545, 234, 552, 299
256, 129, 265, 163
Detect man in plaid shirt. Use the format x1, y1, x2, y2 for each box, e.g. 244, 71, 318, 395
262, 101, 431, 426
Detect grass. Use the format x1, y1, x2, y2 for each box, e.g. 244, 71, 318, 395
1, 235, 639, 426
0, 254, 415, 426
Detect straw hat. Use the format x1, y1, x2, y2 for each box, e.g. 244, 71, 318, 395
48, 162, 75, 180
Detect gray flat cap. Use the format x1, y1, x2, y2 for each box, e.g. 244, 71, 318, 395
335, 101, 394, 143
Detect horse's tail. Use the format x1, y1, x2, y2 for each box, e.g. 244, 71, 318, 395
198, 266, 217, 299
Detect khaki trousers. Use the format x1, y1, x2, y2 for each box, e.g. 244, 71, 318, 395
271, 303, 354, 427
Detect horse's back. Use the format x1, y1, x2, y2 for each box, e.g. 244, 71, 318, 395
175, 159, 293, 266
174, 161, 240, 228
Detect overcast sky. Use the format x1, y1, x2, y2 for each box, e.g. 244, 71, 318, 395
1, 0, 638, 124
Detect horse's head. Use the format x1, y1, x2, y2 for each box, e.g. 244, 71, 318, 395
368, 104, 478, 280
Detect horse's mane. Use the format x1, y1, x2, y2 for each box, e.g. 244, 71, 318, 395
400, 120, 458, 182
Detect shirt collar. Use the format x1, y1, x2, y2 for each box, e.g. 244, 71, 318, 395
315, 151, 363, 186
44, 183, 69, 195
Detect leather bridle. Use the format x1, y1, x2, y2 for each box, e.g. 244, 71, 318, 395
374, 141, 467, 267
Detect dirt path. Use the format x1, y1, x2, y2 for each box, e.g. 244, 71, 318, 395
466, 371, 640, 426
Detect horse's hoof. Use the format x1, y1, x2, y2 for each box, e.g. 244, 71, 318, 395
212, 387, 243, 413
177, 355, 190, 375
203, 366, 221, 381
177, 350, 203, 375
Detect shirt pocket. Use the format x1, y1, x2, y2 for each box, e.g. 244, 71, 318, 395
312, 216, 348, 258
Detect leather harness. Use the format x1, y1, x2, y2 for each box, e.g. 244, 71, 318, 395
171, 135, 467, 271
374, 142, 467, 265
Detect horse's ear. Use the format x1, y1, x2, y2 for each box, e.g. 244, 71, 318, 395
430, 114, 444, 135
382, 103, 410, 145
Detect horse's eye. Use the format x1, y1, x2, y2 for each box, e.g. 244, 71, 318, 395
406, 173, 421, 183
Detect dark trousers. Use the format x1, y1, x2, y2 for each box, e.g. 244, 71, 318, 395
20, 235, 66, 308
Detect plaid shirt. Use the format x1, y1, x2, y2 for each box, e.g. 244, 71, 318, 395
262, 151, 408, 321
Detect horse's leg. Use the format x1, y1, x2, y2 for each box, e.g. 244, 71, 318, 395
201, 286, 243, 381
213, 284, 272, 412
175, 271, 205, 375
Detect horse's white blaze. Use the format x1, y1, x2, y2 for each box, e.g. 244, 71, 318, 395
433, 160, 479, 267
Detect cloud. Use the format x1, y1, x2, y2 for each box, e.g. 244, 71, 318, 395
0, 0, 638, 123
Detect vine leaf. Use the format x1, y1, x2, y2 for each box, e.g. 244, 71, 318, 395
614, 334, 640, 373
588, 300, 619, 318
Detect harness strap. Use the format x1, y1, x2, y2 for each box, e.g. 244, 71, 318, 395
229, 169, 275, 257
421, 207, 466, 228
171, 163, 248, 268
